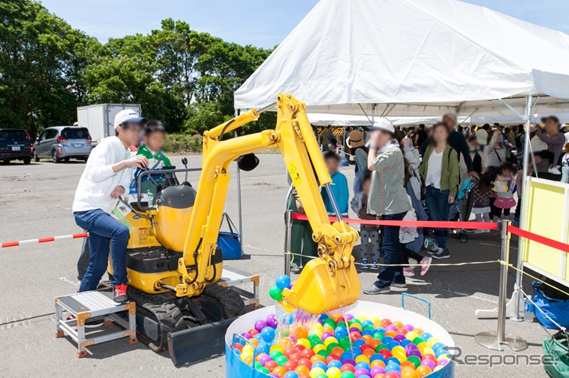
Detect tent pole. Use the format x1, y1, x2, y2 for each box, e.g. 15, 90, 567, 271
512, 94, 533, 321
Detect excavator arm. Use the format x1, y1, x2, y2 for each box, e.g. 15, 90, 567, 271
177, 94, 360, 314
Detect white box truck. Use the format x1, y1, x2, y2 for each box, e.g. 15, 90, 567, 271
77, 104, 142, 146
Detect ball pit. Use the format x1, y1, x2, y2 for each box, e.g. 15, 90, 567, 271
225, 301, 454, 378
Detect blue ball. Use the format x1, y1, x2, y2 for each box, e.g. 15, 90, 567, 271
276, 275, 291, 290
312, 361, 327, 371
284, 372, 299, 378
355, 362, 370, 371
421, 332, 433, 340
432, 342, 445, 351
341, 351, 355, 362
254, 334, 263, 341
261, 327, 275, 342
382, 336, 394, 344
400, 339, 412, 347
353, 339, 366, 348
362, 320, 374, 327
370, 354, 385, 363
362, 329, 374, 337
386, 357, 401, 366
328, 360, 343, 369
385, 363, 401, 372
436, 348, 450, 357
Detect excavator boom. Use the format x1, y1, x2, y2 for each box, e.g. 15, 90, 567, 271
178, 94, 360, 314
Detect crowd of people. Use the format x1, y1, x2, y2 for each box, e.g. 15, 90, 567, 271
292, 115, 569, 295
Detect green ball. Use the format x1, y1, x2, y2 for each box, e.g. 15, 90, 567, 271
412, 337, 425, 345
407, 355, 421, 368
270, 350, 282, 359
254, 362, 262, 369
340, 372, 356, 378
317, 349, 330, 358
269, 285, 283, 301
257, 367, 269, 374
373, 332, 385, 340
375, 344, 389, 352
316, 375, 328, 378
275, 355, 288, 366
327, 342, 340, 351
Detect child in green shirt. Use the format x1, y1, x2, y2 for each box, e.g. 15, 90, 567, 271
136, 121, 171, 200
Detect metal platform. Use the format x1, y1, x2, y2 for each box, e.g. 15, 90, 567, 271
55, 291, 137, 358
219, 266, 260, 310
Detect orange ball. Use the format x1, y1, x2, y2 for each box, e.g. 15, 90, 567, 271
414, 328, 424, 336
249, 338, 259, 347
400, 361, 415, 370
370, 339, 382, 347
385, 330, 397, 338
371, 360, 386, 368
330, 314, 342, 321
323, 325, 335, 334
272, 366, 287, 377
242, 355, 253, 365
331, 347, 345, 357
296, 327, 309, 340
363, 349, 375, 358
281, 338, 293, 349
393, 321, 404, 329
401, 367, 419, 378
361, 335, 373, 343
310, 354, 325, 364
295, 365, 310, 376
416, 366, 432, 377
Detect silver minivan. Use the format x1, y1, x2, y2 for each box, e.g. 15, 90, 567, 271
33, 126, 92, 163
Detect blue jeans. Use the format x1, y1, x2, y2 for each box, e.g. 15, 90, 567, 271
425, 186, 450, 248
74, 209, 130, 291
375, 212, 407, 289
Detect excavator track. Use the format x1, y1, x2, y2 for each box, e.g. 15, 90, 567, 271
202, 283, 245, 318
127, 287, 185, 353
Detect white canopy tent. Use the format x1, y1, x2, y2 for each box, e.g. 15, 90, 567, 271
307, 113, 468, 127
235, 0, 569, 118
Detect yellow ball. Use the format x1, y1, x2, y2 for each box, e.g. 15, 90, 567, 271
391, 346, 406, 356
434, 366, 444, 372
242, 345, 254, 354
369, 316, 380, 324
438, 354, 451, 361
394, 353, 407, 363
355, 355, 370, 364
297, 338, 311, 349
313, 344, 327, 354
406, 331, 418, 341
427, 337, 440, 347
309, 367, 326, 378
357, 315, 368, 322
270, 344, 284, 354
326, 367, 342, 378
417, 342, 428, 352
315, 323, 323, 332
324, 337, 339, 347
350, 323, 362, 331
240, 351, 252, 361
423, 347, 435, 356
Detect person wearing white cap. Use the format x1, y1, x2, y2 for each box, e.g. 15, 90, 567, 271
72, 109, 148, 303
363, 118, 411, 295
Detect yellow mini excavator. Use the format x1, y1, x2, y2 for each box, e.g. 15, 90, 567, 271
114, 94, 360, 364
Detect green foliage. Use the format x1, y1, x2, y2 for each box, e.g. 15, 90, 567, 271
163, 133, 203, 153
0, 0, 274, 140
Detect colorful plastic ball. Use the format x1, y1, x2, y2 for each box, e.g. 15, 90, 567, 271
406, 356, 421, 369
266, 361, 279, 371
269, 285, 284, 301
340, 372, 356, 378
415, 366, 432, 377
420, 360, 435, 370
400, 368, 419, 378
276, 275, 292, 290
285, 372, 300, 378
383, 373, 399, 378
309, 368, 326, 378
275, 355, 289, 366
437, 359, 449, 367
273, 366, 288, 377
354, 362, 370, 371
370, 366, 385, 376
262, 327, 276, 342
326, 367, 342, 378
312, 361, 327, 371
255, 320, 267, 332
354, 369, 370, 378
284, 361, 298, 371
267, 314, 278, 328
268, 374, 280, 378
433, 365, 444, 372
296, 366, 311, 375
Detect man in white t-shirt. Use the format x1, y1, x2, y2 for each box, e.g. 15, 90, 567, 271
72, 110, 148, 303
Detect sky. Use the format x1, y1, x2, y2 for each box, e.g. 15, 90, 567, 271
40, 0, 569, 49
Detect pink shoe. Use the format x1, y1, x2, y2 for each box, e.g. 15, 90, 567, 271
420, 257, 432, 276
403, 267, 415, 277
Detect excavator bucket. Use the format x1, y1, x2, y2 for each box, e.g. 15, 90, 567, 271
280, 257, 360, 315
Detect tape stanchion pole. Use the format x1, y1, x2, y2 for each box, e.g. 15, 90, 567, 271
475, 220, 528, 352
283, 210, 293, 277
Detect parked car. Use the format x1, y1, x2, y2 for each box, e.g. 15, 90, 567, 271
0, 129, 34, 164
33, 126, 92, 163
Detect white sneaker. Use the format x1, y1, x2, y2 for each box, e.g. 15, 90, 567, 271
428, 245, 442, 255
549, 166, 562, 175
474, 229, 486, 234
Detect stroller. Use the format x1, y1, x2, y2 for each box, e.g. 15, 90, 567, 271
423, 176, 480, 247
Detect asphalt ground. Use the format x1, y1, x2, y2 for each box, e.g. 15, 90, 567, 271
0, 154, 553, 377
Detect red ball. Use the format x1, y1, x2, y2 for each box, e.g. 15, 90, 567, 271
384, 373, 399, 378
422, 354, 437, 363
296, 344, 306, 351
340, 364, 356, 373
378, 349, 392, 359
382, 319, 392, 326
397, 328, 408, 335
297, 358, 312, 369
290, 353, 303, 363
326, 355, 340, 364
301, 349, 315, 359
283, 360, 297, 371
336, 317, 345, 325
233, 343, 243, 351
265, 361, 278, 371
284, 348, 299, 358
350, 332, 362, 342
299, 376, 311, 378
249, 329, 259, 336
360, 343, 374, 352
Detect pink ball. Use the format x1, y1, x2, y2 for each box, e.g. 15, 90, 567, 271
420, 359, 436, 370
437, 359, 449, 367
355, 368, 371, 377
403, 324, 415, 331
321, 332, 334, 341
385, 325, 398, 332
370, 366, 385, 376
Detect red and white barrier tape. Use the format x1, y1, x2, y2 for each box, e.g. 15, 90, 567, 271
292, 213, 498, 230
0, 233, 88, 249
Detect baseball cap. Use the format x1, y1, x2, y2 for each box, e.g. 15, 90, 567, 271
541, 115, 560, 124
114, 109, 147, 130
366, 118, 395, 134
475, 129, 488, 145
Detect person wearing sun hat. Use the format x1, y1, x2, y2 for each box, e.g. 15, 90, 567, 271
363, 118, 411, 295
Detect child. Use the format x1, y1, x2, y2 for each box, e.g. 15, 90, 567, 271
321, 151, 349, 216
351, 176, 380, 269
492, 162, 518, 222
471, 174, 493, 233
135, 121, 172, 200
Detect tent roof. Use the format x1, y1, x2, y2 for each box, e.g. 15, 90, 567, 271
235, 0, 569, 116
